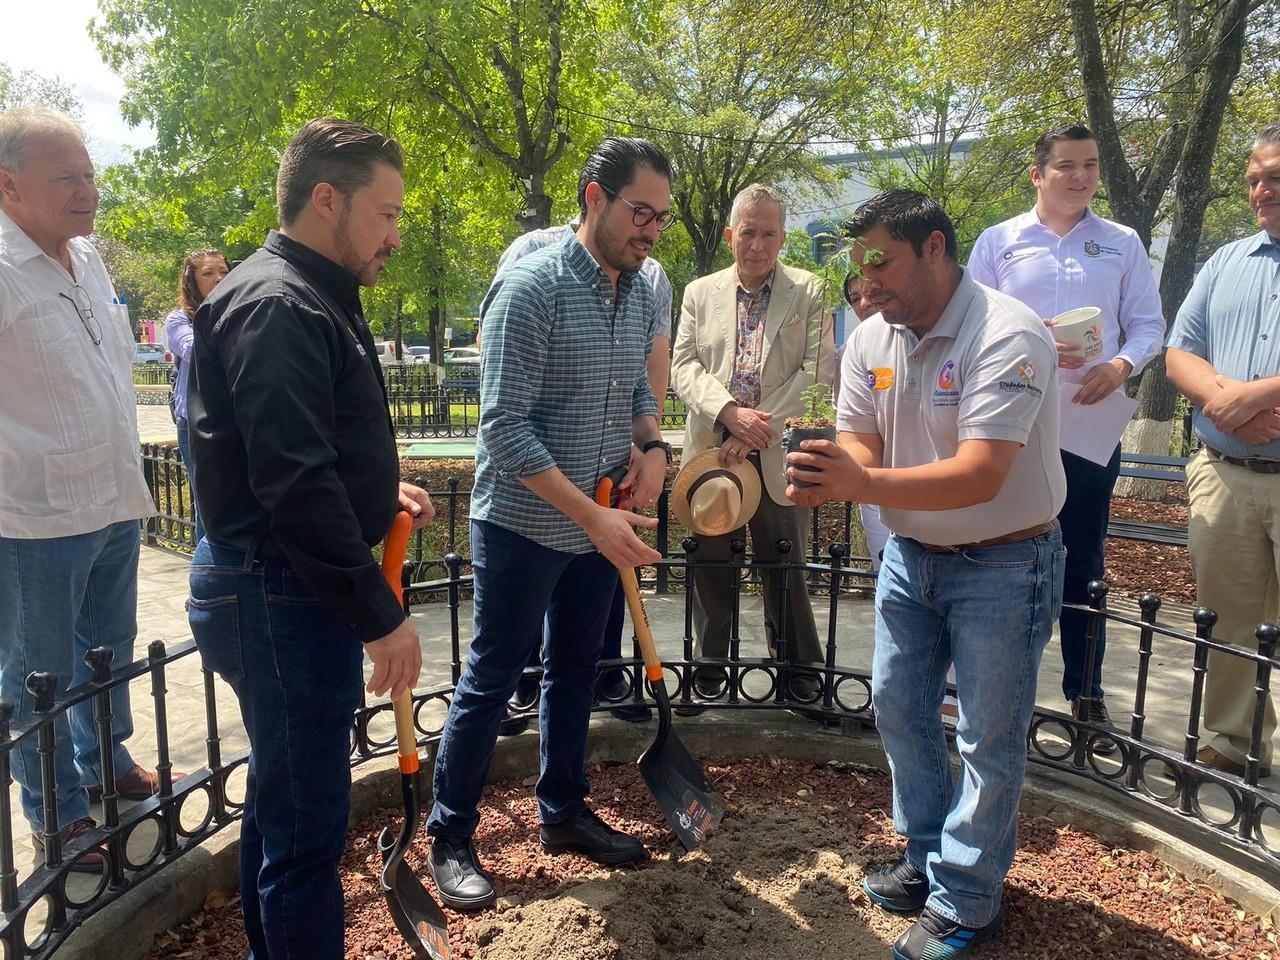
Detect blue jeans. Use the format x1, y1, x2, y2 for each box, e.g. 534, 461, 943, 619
0, 521, 140, 831
189, 538, 364, 960
513, 582, 627, 704
175, 417, 205, 548
1058, 447, 1120, 700
428, 520, 618, 838
871, 525, 1065, 927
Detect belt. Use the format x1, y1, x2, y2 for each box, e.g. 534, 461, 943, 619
210, 533, 288, 563
1204, 445, 1280, 475
920, 521, 1056, 554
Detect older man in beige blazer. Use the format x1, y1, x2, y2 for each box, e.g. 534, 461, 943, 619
671, 183, 833, 708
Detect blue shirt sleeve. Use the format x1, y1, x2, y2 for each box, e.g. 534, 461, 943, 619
477, 269, 558, 477
1166, 255, 1216, 357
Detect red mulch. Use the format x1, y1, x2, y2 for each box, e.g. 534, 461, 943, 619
146, 758, 1273, 960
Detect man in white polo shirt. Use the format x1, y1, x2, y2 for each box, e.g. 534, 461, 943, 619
0, 108, 165, 868
969, 124, 1164, 749
788, 190, 1066, 960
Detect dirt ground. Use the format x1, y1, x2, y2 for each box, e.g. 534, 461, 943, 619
148, 757, 1274, 960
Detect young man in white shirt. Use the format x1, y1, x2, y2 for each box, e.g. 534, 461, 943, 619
969, 125, 1165, 748
0, 108, 173, 868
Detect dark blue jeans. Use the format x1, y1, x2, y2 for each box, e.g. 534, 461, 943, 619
1058, 446, 1121, 700
175, 417, 205, 547
428, 520, 618, 839
189, 538, 363, 960
513, 582, 627, 703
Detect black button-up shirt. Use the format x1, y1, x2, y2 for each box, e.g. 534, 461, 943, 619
188, 231, 403, 642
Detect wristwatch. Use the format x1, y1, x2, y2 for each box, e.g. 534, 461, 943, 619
642, 439, 673, 464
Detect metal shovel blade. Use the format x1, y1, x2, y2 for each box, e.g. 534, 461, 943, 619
638, 687, 725, 850
378, 776, 451, 960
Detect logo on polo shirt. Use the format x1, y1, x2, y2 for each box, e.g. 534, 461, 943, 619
867, 367, 895, 391
1084, 239, 1122, 258
932, 360, 960, 407
999, 359, 1043, 398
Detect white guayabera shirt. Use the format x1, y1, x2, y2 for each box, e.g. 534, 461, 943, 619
0, 208, 153, 538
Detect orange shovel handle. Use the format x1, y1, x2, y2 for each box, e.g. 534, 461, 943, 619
382, 512, 418, 774
595, 471, 664, 685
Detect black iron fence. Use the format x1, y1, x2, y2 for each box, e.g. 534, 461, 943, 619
2, 539, 1277, 958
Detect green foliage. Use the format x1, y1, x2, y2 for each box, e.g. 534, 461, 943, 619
799, 382, 835, 422
0, 63, 80, 115
603, 0, 884, 275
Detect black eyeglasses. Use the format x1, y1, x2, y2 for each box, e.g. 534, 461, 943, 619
58, 284, 102, 346
598, 183, 677, 232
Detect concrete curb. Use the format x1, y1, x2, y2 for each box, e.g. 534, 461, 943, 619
61, 715, 1280, 958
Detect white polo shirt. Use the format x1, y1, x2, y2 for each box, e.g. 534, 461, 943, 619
968, 208, 1165, 382
0, 209, 154, 538
837, 270, 1066, 546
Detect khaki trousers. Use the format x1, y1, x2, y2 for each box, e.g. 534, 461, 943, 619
1185, 448, 1279, 765
689, 456, 823, 692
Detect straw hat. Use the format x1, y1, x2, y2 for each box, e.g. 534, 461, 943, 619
670, 449, 763, 537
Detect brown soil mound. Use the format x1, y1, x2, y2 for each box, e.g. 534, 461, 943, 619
147, 758, 1274, 960
469, 806, 902, 960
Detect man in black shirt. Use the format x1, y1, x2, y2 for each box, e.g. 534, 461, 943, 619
187, 117, 432, 960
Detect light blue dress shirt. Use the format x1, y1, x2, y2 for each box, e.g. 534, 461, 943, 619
1167, 231, 1280, 458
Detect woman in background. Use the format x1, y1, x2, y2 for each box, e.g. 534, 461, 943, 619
165, 249, 230, 547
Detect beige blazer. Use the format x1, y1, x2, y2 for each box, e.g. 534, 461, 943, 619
671, 262, 834, 506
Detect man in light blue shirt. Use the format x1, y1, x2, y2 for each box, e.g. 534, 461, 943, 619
970, 124, 1165, 747
1166, 119, 1280, 778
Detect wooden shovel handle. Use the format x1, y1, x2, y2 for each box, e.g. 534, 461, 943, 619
594, 469, 664, 686
381, 511, 418, 774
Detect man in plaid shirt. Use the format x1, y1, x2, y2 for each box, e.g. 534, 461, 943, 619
425, 138, 674, 910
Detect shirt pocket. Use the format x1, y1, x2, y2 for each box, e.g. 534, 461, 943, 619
44, 442, 119, 511
21, 300, 79, 372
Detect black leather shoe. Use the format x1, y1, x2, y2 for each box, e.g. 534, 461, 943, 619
596, 677, 653, 723
540, 808, 646, 865
674, 674, 724, 717
427, 836, 496, 911
1072, 693, 1117, 756
499, 683, 538, 737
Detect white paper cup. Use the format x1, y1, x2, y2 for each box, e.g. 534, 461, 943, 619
1051, 307, 1104, 363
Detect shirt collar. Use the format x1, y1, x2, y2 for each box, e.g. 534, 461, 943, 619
560, 230, 638, 295
735, 264, 776, 296
264, 230, 362, 308
1014, 205, 1097, 238
1245, 229, 1280, 255
926, 268, 976, 341
0, 207, 64, 269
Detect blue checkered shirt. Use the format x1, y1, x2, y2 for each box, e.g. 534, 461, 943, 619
471, 232, 658, 552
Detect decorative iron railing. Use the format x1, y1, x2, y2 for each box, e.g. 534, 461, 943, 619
3, 536, 1276, 958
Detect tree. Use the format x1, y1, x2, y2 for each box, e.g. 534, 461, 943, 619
604, 0, 883, 277
1069, 0, 1256, 439
93, 0, 632, 234
0, 63, 80, 115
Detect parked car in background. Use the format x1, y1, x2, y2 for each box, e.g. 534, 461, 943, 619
407, 345, 432, 364
134, 342, 172, 365
443, 347, 480, 366
372, 341, 398, 365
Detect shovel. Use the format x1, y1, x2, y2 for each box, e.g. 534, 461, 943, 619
596, 468, 725, 852
376, 510, 452, 960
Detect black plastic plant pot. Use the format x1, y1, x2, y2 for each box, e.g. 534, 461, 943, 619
783, 423, 837, 489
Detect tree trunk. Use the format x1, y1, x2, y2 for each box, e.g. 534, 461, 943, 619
428, 205, 446, 368
394, 294, 404, 361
